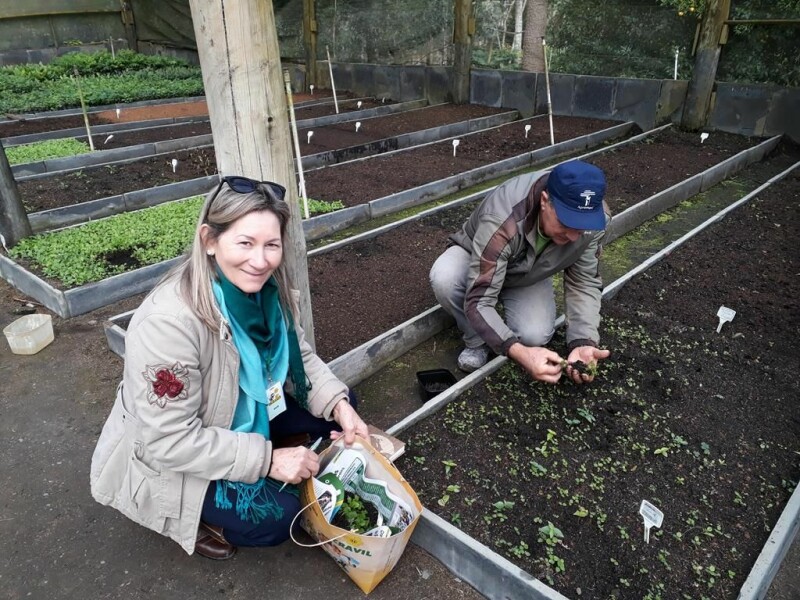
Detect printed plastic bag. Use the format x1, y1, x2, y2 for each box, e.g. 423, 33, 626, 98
296, 436, 422, 594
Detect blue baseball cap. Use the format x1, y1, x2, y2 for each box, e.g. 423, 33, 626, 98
547, 161, 607, 231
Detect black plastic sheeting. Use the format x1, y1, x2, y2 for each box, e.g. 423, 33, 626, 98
129, 0, 295, 50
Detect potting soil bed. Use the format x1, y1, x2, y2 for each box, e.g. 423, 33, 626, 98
9, 104, 508, 154
398, 170, 800, 599
306, 135, 790, 362
0, 100, 210, 138
17, 104, 509, 213
305, 116, 619, 207
292, 96, 395, 120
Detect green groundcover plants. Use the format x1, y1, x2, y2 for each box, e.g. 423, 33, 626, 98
0, 50, 204, 114
9, 196, 344, 287
5, 138, 92, 165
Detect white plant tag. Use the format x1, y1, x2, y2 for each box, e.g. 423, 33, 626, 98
524, 124, 532, 138
639, 500, 663, 544
452, 139, 460, 156
355, 121, 361, 132
309, 84, 315, 94
115, 108, 121, 119
307, 130, 314, 144
716, 306, 736, 333
171, 158, 178, 173
104, 134, 114, 145
357, 100, 362, 109
700, 132, 709, 144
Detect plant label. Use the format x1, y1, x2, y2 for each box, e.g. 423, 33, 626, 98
716, 306, 736, 333
307, 130, 314, 144
452, 139, 460, 157
357, 101, 363, 109
115, 108, 121, 119
104, 134, 114, 145
639, 500, 663, 544
355, 121, 362, 132
171, 158, 178, 173
525, 124, 532, 138
700, 132, 709, 144
310, 84, 315, 94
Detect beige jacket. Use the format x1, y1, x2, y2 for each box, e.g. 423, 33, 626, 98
90, 274, 348, 554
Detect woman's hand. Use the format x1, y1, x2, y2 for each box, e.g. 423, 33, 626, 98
330, 399, 369, 446
268, 446, 320, 484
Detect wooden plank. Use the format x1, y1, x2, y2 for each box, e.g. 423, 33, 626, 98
188, 0, 315, 347
0, 0, 120, 20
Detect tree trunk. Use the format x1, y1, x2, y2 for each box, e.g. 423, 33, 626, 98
512, 0, 525, 53
681, 0, 731, 130
0, 141, 31, 249
452, 0, 474, 104
521, 0, 548, 72
188, 0, 315, 347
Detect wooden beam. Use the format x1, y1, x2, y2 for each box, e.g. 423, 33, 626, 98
119, 0, 138, 53
0, 0, 120, 20
681, 0, 731, 131
303, 0, 317, 90
0, 141, 32, 248
452, 0, 474, 104
188, 0, 316, 347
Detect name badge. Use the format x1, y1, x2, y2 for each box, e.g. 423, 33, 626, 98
266, 381, 287, 420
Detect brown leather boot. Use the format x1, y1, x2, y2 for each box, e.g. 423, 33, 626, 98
195, 522, 237, 560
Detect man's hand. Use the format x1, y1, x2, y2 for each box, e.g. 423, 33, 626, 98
330, 399, 369, 446
269, 446, 320, 484
565, 346, 611, 384
508, 343, 564, 384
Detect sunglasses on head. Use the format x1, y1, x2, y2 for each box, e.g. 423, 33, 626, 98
207, 175, 287, 212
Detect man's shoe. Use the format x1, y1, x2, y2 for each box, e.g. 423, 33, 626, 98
195, 522, 237, 560
457, 345, 490, 373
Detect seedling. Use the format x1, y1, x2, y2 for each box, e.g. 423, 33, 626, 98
442, 459, 457, 478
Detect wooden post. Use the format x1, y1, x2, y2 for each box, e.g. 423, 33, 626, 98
0, 141, 32, 248
452, 0, 474, 104
303, 0, 318, 91
119, 0, 139, 53
681, 0, 731, 130
188, 0, 315, 348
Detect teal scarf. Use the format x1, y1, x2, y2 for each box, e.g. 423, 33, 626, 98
211, 271, 308, 522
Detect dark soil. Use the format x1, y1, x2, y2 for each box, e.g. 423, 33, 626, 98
398, 170, 800, 599
16, 104, 508, 213
83, 104, 505, 153
592, 128, 757, 213
293, 97, 396, 120
305, 116, 620, 207
307, 136, 790, 363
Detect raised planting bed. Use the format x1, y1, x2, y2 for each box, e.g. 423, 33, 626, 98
97, 136, 791, 371
17, 105, 515, 232
10, 104, 515, 179
1, 125, 776, 320
397, 165, 800, 600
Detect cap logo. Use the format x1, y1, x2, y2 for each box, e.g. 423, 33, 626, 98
579, 189, 596, 209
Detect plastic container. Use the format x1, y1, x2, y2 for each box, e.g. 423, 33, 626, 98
3, 313, 54, 355
416, 369, 457, 402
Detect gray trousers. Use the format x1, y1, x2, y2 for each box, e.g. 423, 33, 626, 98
430, 245, 556, 350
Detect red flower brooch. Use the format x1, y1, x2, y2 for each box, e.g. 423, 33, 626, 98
142, 363, 189, 408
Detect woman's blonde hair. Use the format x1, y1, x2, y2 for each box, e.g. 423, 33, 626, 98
170, 181, 297, 332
